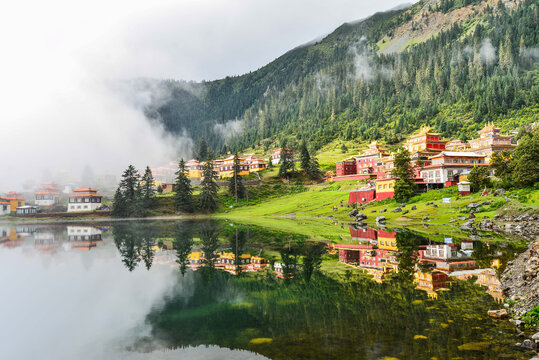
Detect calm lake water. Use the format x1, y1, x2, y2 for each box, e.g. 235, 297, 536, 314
0, 219, 535, 360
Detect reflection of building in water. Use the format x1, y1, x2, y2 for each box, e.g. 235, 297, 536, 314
34, 230, 61, 253
0, 226, 28, 248
273, 262, 296, 279
186, 251, 269, 275
419, 243, 477, 273
452, 267, 504, 302
67, 226, 103, 250
414, 270, 451, 298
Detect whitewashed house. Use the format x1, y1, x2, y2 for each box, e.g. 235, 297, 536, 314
67, 188, 103, 212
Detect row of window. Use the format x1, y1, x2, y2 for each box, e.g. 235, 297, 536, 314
69, 197, 101, 203
377, 183, 393, 190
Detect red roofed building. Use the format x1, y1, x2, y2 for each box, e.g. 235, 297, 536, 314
0, 193, 25, 213
420, 152, 488, 187
68, 188, 103, 212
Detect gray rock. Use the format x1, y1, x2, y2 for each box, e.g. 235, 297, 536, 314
467, 202, 481, 209
532, 332, 539, 341
458, 216, 468, 221
432, 204, 438, 208
371, 210, 377, 213
494, 188, 506, 196
468, 212, 476, 219
379, 209, 387, 213
402, 210, 409, 215
391, 207, 402, 213
376, 216, 386, 223
520, 339, 537, 350
348, 209, 359, 217
356, 213, 367, 220
422, 216, 429, 221
449, 220, 456, 223
514, 319, 525, 329
411, 205, 417, 211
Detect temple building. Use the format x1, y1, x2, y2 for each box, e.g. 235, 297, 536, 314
403, 126, 448, 156
67, 188, 103, 212
468, 123, 516, 161
354, 141, 390, 179
244, 155, 268, 172
218, 156, 250, 178
34, 185, 60, 206
420, 152, 487, 186
336, 158, 357, 176
445, 139, 470, 151
0, 192, 25, 213
271, 148, 284, 165
186, 159, 204, 178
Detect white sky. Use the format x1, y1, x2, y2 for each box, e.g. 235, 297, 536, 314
0, 0, 412, 191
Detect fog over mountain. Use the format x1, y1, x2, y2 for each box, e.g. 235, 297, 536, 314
0, 0, 410, 190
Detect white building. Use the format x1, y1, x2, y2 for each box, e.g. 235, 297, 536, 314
0, 201, 10, 216
67, 188, 103, 212
34, 190, 60, 206
66, 226, 103, 250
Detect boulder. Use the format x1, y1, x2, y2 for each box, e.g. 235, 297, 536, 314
531, 332, 539, 341
520, 339, 537, 350
348, 209, 359, 217
467, 202, 481, 209
494, 188, 506, 196
432, 204, 438, 208
356, 213, 367, 221
468, 212, 476, 219
376, 216, 386, 223
379, 209, 387, 213
411, 205, 417, 211
487, 309, 508, 319
371, 209, 377, 213
391, 207, 402, 213
458, 216, 468, 221
460, 220, 475, 231
449, 220, 456, 223
422, 216, 429, 221
402, 210, 409, 215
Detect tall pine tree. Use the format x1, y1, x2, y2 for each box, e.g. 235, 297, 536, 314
393, 149, 416, 203
141, 166, 155, 209
228, 154, 246, 202
199, 158, 219, 212
174, 158, 195, 213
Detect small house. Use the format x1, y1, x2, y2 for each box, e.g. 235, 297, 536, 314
68, 187, 103, 212
458, 181, 471, 196
16, 206, 37, 216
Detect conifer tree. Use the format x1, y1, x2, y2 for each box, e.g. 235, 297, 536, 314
174, 158, 195, 213
141, 166, 155, 208
468, 165, 490, 192
197, 139, 208, 161
299, 140, 311, 173
228, 154, 246, 202
393, 149, 416, 203
278, 148, 295, 179
199, 158, 219, 212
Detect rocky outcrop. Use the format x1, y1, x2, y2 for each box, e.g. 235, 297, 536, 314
492, 213, 539, 240
501, 239, 539, 317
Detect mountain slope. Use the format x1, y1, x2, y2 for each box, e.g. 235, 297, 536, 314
141, 0, 538, 156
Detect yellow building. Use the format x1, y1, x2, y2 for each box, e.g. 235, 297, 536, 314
186, 159, 203, 178
374, 178, 395, 201
404, 126, 447, 155
217, 156, 250, 178
0, 192, 25, 213
468, 123, 516, 162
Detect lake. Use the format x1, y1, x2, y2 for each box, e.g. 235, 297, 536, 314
0, 219, 535, 359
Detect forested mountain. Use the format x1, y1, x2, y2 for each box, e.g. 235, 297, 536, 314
140, 0, 538, 155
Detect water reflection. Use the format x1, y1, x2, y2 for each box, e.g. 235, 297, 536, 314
0, 220, 533, 360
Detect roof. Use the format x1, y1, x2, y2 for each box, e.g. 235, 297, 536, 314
430, 151, 486, 158
35, 191, 59, 195
73, 187, 97, 192
17, 206, 36, 209
0, 201, 10, 205
458, 181, 470, 185
69, 194, 103, 198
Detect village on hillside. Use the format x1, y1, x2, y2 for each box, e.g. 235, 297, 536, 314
333, 123, 517, 203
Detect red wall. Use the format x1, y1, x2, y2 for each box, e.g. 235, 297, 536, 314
349, 189, 376, 204
375, 191, 394, 201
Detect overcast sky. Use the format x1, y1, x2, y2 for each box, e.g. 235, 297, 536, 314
0, 0, 412, 190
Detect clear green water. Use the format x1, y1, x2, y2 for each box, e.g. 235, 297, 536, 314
0, 219, 535, 360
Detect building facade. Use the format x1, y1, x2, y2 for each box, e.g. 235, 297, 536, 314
420, 152, 487, 186
68, 188, 103, 212
468, 123, 516, 161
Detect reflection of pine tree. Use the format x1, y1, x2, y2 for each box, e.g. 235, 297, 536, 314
279, 246, 299, 283
139, 229, 156, 271
395, 231, 421, 282
113, 224, 142, 272
174, 223, 194, 276
229, 227, 248, 275
302, 242, 326, 282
